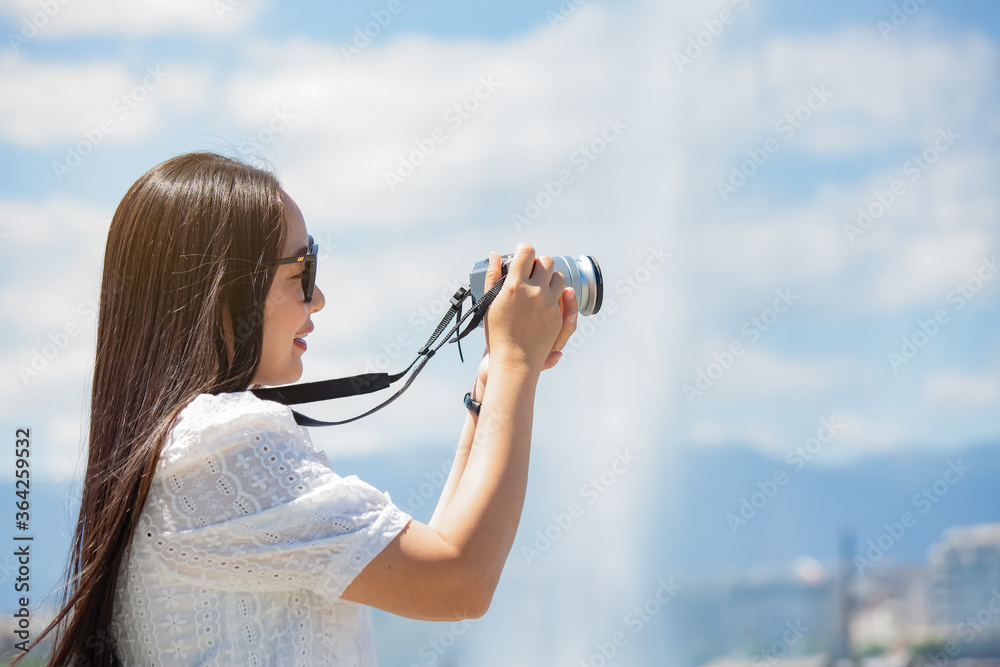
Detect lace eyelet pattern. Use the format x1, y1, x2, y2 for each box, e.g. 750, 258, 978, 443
110, 391, 412, 666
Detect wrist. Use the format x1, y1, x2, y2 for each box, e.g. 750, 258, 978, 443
488, 353, 543, 378
471, 373, 487, 401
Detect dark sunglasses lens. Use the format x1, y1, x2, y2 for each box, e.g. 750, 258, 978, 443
302, 259, 315, 302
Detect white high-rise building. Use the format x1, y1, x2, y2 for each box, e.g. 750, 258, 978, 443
927, 524, 1000, 633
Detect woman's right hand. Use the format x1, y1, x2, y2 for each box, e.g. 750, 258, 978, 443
482, 243, 578, 375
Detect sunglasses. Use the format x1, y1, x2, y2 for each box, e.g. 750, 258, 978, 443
274, 234, 318, 302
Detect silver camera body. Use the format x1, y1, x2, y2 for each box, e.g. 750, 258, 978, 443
469, 254, 603, 323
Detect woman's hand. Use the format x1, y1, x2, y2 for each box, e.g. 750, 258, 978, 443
472, 249, 578, 400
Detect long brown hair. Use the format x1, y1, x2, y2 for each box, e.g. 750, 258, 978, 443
25, 152, 287, 666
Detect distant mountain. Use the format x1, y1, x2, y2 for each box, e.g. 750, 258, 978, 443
656, 439, 1000, 574
5, 439, 999, 615
337, 437, 1000, 574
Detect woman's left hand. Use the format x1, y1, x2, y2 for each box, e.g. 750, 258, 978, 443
471, 251, 578, 403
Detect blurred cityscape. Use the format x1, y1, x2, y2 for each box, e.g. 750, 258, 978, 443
4, 524, 1000, 666
666, 524, 1000, 667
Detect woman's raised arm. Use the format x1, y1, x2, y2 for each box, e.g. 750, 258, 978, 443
340, 244, 577, 620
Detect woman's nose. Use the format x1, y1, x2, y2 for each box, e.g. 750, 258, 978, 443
310, 284, 325, 312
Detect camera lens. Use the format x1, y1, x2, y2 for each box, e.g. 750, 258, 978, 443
551, 255, 603, 316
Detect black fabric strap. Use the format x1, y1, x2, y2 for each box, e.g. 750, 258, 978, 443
252, 373, 390, 406
250, 276, 506, 427
286, 355, 432, 427
450, 277, 505, 346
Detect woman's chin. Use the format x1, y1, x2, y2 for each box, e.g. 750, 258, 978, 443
254, 360, 303, 388
282, 362, 304, 385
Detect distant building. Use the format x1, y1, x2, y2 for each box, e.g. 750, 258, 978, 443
927, 524, 1000, 637
699, 657, 828, 667
666, 558, 840, 666
850, 562, 932, 651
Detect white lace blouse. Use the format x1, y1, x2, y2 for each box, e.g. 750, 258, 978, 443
110, 391, 413, 666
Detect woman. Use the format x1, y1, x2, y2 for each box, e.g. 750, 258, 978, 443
30, 152, 577, 666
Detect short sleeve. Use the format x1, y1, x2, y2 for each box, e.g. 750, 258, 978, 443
133, 391, 412, 603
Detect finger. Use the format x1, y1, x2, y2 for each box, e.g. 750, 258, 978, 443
549, 266, 567, 293
530, 254, 555, 285
541, 350, 563, 371
549, 288, 578, 354
506, 242, 535, 283
482, 251, 501, 347
562, 285, 578, 318
484, 251, 502, 292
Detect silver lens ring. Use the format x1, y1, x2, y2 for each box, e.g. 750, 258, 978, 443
552, 256, 585, 315
576, 255, 602, 315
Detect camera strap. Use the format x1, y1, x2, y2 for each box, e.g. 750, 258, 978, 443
250, 276, 507, 426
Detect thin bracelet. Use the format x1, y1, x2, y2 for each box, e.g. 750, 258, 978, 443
463, 392, 481, 416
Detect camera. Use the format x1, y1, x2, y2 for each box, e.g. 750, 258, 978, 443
469, 253, 603, 319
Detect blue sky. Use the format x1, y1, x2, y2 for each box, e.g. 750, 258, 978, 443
0, 0, 999, 663
0, 0, 997, 491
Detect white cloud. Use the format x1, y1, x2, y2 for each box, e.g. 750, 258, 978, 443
869, 229, 994, 309
0, 196, 106, 479
0, 53, 212, 147
689, 420, 786, 453
0, 196, 108, 327
922, 370, 1000, 409
0, 0, 266, 39
2, 0, 998, 483
719, 348, 859, 399
696, 28, 998, 157
221, 7, 625, 228
0, 53, 133, 146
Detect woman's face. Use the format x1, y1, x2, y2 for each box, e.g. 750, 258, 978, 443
252, 191, 325, 386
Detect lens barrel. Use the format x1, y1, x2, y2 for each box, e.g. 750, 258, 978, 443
469, 254, 603, 317
550, 255, 603, 316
